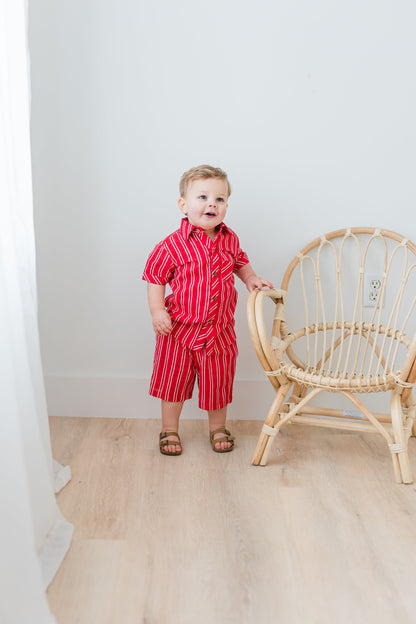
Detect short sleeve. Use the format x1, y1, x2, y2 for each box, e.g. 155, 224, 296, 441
142, 241, 176, 285
233, 247, 250, 272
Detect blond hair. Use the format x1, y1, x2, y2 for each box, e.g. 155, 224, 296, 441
179, 165, 231, 198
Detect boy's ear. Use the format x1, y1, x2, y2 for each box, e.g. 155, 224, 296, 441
178, 197, 187, 215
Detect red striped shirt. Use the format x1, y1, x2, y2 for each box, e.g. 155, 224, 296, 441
143, 219, 249, 354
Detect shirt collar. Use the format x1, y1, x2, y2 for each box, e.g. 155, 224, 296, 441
180, 218, 229, 240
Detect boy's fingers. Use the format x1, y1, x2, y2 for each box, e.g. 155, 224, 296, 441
155, 320, 172, 335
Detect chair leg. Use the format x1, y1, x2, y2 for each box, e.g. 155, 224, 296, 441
406, 394, 416, 436
390, 391, 413, 484
251, 383, 292, 466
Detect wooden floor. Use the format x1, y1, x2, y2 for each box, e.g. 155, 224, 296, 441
47, 417, 416, 624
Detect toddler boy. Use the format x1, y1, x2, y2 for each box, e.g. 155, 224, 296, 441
143, 165, 272, 455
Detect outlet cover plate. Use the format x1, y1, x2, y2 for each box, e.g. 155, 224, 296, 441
364, 273, 382, 308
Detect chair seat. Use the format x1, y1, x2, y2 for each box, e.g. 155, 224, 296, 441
282, 363, 399, 393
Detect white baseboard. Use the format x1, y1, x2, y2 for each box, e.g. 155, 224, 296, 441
44, 376, 276, 420
44, 375, 389, 421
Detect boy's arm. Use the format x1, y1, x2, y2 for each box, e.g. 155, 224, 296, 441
235, 263, 273, 292
147, 283, 172, 335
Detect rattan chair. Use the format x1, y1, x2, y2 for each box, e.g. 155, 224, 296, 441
248, 228, 416, 483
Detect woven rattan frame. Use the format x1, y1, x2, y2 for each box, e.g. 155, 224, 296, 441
248, 228, 416, 483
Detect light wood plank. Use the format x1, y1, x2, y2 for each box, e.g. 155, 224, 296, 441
48, 417, 416, 624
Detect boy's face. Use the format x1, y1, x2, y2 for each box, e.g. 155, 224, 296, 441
178, 177, 229, 237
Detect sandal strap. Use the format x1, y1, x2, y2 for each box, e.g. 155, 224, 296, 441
160, 431, 181, 441
210, 427, 234, 442
159, 432, 182, 449
160, 439, 182, 448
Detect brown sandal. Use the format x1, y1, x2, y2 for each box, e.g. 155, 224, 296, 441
159, 431, 182, 456
209, 427, 235, 453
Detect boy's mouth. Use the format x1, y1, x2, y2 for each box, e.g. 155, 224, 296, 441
204, 212, 217, 217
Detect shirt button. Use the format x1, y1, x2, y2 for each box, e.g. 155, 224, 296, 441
213, 271, 218, 277
212, 247, 217, 252
212, 295, 218, 301
207, 319, 214, 324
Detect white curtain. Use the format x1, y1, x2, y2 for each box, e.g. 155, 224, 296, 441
0, 1, 73, 622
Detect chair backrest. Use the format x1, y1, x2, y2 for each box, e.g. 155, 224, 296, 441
278, 228, 416, 387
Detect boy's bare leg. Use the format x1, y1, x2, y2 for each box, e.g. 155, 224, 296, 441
208, 406, 233, 451
161, 400, 183, 453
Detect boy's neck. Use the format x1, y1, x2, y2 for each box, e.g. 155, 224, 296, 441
184, 217, 223, 242
204, 229, 217, 241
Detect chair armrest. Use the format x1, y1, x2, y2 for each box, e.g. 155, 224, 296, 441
261, 288, 287, 303
249, 289, 287, 374
252, 289, 308, 374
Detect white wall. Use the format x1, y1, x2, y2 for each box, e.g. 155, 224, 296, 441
29, 0, 416, 419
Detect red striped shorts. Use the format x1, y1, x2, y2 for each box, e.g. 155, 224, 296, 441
150, 334, 238, 411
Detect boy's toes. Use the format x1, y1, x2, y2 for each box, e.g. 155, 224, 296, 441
214, 439, 231, 451
166, 440, 181, 453
164, 442, 181, 454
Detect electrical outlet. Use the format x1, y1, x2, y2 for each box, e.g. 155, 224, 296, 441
364, 273, 382, 307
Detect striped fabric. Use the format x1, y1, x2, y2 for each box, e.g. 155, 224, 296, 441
150, 334, 238, 410
143, 218, 249, 355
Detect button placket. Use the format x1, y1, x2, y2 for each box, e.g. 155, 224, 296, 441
205, 244, 221, 334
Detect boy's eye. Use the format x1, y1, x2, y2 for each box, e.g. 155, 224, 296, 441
199, 195, 207, 200
217, 198, 224, 202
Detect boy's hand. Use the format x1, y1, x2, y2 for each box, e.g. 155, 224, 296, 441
244, 274, 274, 292
147, 283, 172, 335
152, 309, 172, 335
235, 263, 273, 292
